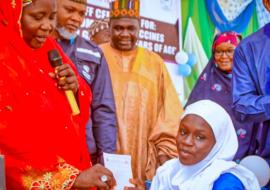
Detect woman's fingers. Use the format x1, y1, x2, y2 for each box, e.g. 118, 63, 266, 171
95, 164, 117, 188
55, 64, 74, 77
53, 64, 78, 93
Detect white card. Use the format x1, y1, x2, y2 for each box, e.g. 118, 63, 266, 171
103, 153, 134, 190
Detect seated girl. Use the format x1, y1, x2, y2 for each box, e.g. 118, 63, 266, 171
150, 100, 260, 190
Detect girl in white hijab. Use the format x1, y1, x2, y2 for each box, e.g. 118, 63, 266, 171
150, 100, 260, 190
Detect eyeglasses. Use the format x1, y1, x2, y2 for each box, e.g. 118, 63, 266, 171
214, 49, 235, 57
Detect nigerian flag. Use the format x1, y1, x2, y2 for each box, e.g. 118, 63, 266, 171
181, 0, 259, 102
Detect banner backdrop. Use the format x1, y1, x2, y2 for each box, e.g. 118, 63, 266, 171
80, 0, 181, 63
78, 0, 183, 101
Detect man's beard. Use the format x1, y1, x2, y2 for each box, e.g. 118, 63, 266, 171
56, 26, 78, 40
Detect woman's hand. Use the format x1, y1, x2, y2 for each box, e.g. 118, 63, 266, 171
158, 155, 170, 165
124, 187, 143, 190
72, 164, 116, 190
49, 64, 79, 94
124, 178, 145, 190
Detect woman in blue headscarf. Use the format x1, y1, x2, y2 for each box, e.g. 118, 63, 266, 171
185, 32, 255, 161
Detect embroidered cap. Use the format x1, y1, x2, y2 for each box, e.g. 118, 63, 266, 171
110, 0, 140, 19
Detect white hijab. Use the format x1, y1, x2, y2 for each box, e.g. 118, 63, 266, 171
150, 100, 260, 190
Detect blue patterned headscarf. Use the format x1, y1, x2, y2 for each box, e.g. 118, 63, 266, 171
185, 32, 255, 161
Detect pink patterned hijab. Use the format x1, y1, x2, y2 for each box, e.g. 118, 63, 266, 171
212, 31, 242, 51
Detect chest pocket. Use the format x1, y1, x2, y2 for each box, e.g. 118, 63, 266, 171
75, 48, 101, 85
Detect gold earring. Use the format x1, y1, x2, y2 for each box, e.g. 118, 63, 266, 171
11, 0, 16, 8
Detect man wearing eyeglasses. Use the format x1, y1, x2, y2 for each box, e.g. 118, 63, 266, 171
232, 0, 270, 188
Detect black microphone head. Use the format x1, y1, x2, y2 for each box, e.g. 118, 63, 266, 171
48, 49, 62, 68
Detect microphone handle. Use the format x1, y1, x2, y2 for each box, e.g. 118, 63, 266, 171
48, 49, 80, 116
64, 90, 80, 116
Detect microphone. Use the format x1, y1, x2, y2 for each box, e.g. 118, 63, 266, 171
0, 155, 6, 190
48, 49, 80, 116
